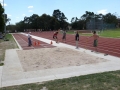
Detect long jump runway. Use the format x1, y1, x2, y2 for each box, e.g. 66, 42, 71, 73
26, 31, 120, 57
13, 33, 55, 50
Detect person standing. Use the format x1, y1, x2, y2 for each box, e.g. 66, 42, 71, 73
75, 31, 79, 49
28, 32, 32, 46
62, 30, 66, 42
53, 30, 59, 43
89, 31, 99, 52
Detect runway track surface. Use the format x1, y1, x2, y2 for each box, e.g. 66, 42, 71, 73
13, 33, 55, 50
13, 31, 120, 57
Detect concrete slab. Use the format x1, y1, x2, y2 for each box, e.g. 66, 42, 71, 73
2, 75, 56, 87
0, 66, 3, 87
2, 49, 24, 83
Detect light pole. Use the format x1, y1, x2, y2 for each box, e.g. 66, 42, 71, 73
94, 15, 95, 31
3, 0, 6, 33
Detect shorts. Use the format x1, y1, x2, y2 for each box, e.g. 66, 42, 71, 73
93, 39, 98, 47
62, 34, 66, 39
53, 35, 57, 39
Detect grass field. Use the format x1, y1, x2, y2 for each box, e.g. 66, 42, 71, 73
67, 28, 120, 38
1, 70, 120, 90
0, 34, 18, 65
99, 29, 120, 38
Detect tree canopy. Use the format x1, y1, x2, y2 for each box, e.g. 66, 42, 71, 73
0, 3, 4, 32
5, 10, 119, 32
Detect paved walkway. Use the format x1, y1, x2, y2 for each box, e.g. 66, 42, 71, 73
0, 33, 120, 88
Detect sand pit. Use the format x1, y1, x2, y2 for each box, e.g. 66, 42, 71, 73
17, 47, 107, 71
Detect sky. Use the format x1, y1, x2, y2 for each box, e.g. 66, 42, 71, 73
0, 0, 120, 25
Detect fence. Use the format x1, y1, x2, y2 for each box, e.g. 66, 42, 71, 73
86, 19, 116, 30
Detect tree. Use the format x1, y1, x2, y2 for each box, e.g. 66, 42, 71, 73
71, 17, 79, 23
53, 9, 68, 29
30, 14, 39, 30
49, 17, 60, 30
39, 14, 51, 30
16, 21, 25, 32
70, 16, 84, 30
103, 13, 117, 24
3, 14, 11, 24
6, 24, 16, 32
80, 11, 95, 29
53, 9, 61, 21
6, 18, 11, 24
0, 3, 4, 32
81, 11, 95, 21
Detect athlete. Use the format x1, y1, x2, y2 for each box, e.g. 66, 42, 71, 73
89, 31, 99, 52
53, 30, 59, 43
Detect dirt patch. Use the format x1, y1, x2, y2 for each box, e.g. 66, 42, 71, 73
17, 47, 107, 71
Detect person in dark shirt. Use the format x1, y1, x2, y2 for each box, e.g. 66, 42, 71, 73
75, 31, 79, 49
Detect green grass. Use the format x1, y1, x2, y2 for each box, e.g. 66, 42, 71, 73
81, 33, 93, 36
67, 30, 75, 34
67, 28, 120, 38
1, 70, 120, 90
99, 29, 120, 38
0, 63, 4, 66
5, 33, 16, 41
0, 34, 18, 65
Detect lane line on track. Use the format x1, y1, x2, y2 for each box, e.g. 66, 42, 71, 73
12, 34, 22, 50
20, 34, 53, 48
16, 35, 35, 49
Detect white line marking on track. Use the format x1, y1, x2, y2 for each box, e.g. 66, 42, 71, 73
16, 35, 35, 49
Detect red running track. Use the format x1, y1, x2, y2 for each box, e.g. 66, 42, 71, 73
25, 31, 120, 57
13, 33, 55, 50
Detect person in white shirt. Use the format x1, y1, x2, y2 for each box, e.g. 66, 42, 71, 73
28, 32, 32, 46
62, 30, 66, 42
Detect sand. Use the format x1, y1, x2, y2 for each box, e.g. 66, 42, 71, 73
17, 47, 107, 71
